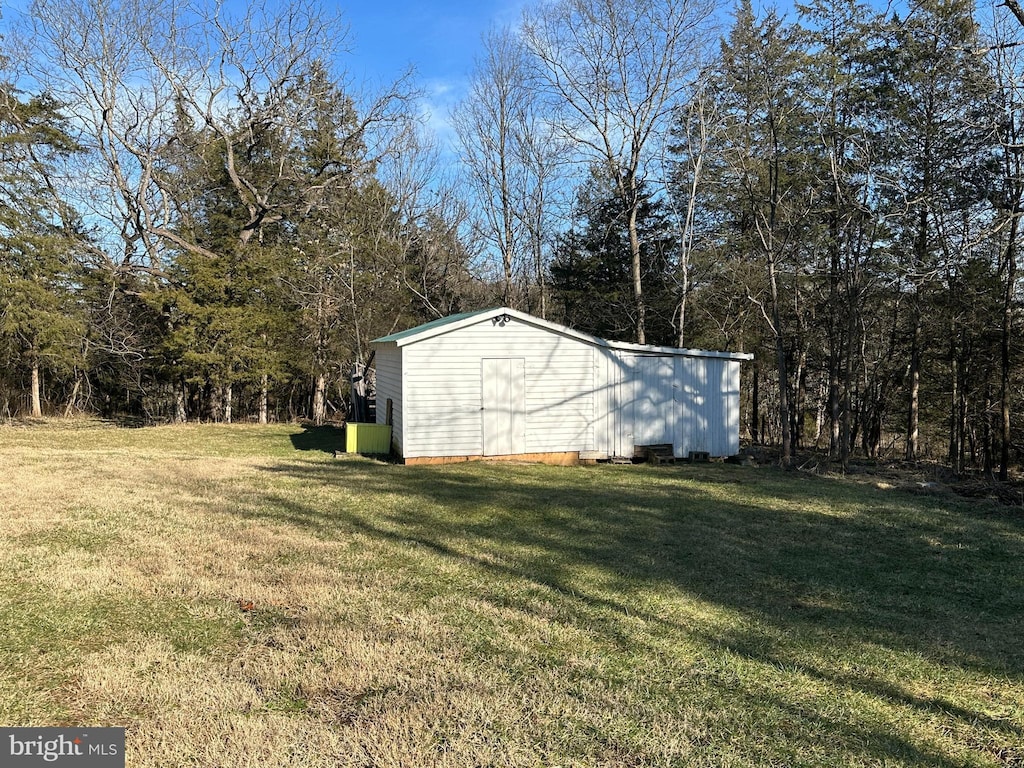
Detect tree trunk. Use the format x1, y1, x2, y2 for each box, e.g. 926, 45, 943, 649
174, 379, 187, 423
949, 350, 960, 475
906, 295, 921, 461
627, 199, 646, 344
984, 383, 994, 475
1000, 223, 1016, 481
500, 135, 515, 308
814, 378, 826, 448
259, 373, 269, 425
828, 344, 841, 459
534, 233, 548, 320
793, 342, 808, 452
675, 298, 687, 349
30, 360, 42, 418
768, 256, 792, 466
63, 372, 82, 418
674, 111, 706, 349
223, 384, 232, 424
827, 217, 842, 459
958, 372, 968, 473
312, 374, 327, 426
840, 308, 856, 470
208, 385, 220, 423
750, 359, 760, 444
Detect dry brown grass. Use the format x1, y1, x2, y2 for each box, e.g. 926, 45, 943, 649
0, 425, 621, 766
1, 421, 1022, 767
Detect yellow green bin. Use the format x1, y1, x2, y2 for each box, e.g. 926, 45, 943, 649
345, 423, 392, 455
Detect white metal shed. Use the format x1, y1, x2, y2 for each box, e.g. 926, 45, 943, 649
371, 307, 753, 465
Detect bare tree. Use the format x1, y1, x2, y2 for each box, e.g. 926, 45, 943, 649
514, 108, 565, 319
22, 0, 177, 274
521, 0, 715, 343
665, 76, 719, 347
451, 26, 565, 313
452, 27, 529, 308
380, 117, 475, 320
987, 0, 1024, 479
21, 0, 422, 423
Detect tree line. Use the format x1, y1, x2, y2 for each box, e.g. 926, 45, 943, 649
1, 0, 479, 426
453, 0, 1024, 477
1, 0, 1022, 476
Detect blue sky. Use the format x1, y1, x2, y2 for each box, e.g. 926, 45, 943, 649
0, 0, 525, 161
2, 0, 522, 120
341, 0, 527, 140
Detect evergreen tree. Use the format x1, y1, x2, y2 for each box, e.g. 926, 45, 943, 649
0, 87, 84, 417
873, 0, 999, 462
550, 170, 677, 345
797, 0, 883, 464
286, 65, 406, 424
704, 0, 819, 464
154, 115, 294, 422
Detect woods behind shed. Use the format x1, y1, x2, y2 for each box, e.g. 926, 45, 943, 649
371, 307, 753, 465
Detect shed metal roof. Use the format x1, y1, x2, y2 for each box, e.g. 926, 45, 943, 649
372, 307, 753, 360
372, 308, 494, 344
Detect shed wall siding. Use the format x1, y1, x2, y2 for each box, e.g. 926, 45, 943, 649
600, 351, 741, 458
399, 318, 597, 458
373, 312, 745, 461
373, 344, 404, 453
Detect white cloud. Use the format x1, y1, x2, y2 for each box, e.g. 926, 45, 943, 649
418, 76, 469, 156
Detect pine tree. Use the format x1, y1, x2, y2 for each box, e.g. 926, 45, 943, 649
550, 169, 678, 345
873, 0, 999, 462
0, 87, 84, 417
706, 0, 818, 464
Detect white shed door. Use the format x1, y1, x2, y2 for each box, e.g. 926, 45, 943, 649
482, 358, 526, 456
634, 356, 676, 447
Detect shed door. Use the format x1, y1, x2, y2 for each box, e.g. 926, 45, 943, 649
482, 358, 526, 456
680, 357, 708, 454
634, 356, 676, 448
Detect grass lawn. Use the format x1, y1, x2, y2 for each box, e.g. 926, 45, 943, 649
0, 420, 1021, 767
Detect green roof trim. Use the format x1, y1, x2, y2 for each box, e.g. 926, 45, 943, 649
372, 308, 497, 344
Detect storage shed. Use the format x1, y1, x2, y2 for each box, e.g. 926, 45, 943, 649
371, 307, 753, 465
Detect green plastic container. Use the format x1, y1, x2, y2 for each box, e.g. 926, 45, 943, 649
345, 423, 392, 455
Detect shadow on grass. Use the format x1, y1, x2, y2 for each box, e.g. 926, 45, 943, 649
251, 459, 1024, 674
249, 462, 1024, 667
288, 424, 345, 454
234, 458, 1022, 764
